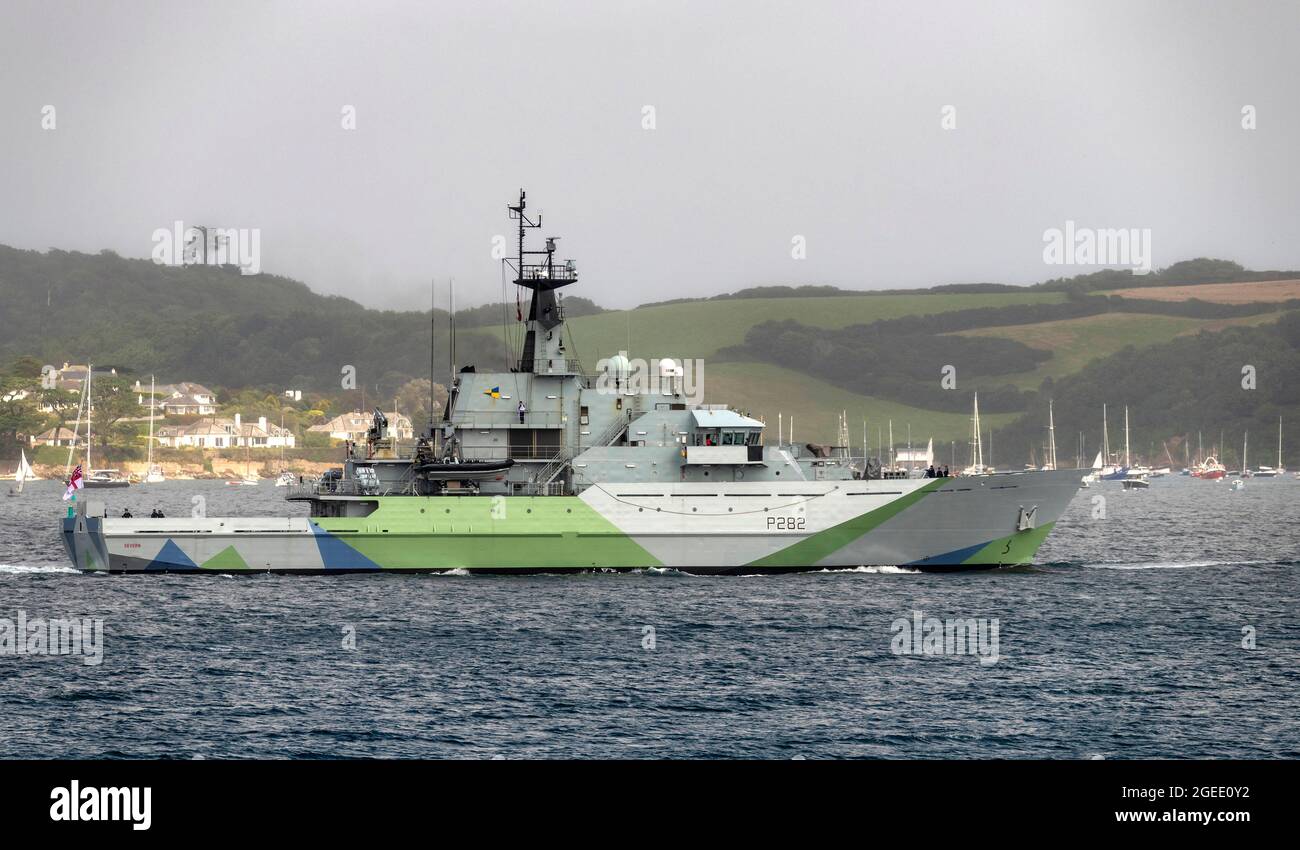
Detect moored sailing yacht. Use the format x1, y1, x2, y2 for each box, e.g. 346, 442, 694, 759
1098, 404, 1127, 481
960, 392, 991, 476
61, 190, 1084, 574
1121, 406, 1151, 480
80, 366, 130, 489
1254, 417, 1285, 477
274, 410, 295, 486
143, 375, 165, 483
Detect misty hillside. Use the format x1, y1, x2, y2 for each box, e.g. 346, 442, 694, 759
0, 245, 509, 393
3, 243, 1298, 462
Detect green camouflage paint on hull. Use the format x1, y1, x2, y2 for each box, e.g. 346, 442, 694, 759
63, 471, 1081, 574
962, 522, 1056, 566
313, 496, 662, 570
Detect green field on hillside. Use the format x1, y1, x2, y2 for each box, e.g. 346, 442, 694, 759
953, 312, 1284, 389
566, 291, 1067, 364
704, 361, 1019, 453
561, 288, 1286, 446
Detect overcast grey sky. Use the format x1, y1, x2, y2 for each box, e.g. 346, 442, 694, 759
2, 0, 1297, 309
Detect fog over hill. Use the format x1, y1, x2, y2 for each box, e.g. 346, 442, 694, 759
2, 2, 1298, 309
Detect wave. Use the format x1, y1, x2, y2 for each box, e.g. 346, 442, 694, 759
0, 563, 77, 575
1086, 558, 1278, 571
821, 565, 920, 575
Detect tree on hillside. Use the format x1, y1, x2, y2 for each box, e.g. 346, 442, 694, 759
394, 378, 448, 426
88, 373, 141, 452
6, 355, 42, 379
1158, 258, 1245, 283
0, 376, 52, 456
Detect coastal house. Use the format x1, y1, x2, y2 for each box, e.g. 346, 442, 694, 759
151, 382, 219, 416
156, 414, 295, 449
29, 426, 79, 447
308, 411, 414, 443
52, 362, 90, 393
3, 365, 88, 412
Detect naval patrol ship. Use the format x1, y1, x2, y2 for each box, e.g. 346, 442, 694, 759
61, 191, 1082, 574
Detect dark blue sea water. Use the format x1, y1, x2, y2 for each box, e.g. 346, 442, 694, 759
2, 476, 1297, 758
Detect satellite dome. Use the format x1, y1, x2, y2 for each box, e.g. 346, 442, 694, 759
606, 353, 631, 381
658, 357, 683, 377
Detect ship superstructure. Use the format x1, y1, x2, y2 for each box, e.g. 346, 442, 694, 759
61, 191, 1083, 574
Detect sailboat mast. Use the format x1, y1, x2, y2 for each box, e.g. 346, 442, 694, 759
85, 364, 92, 475
65, 374, 88, 475
1103, 404, 1110, 465
147, 375, 155, 468
1124, 406, 1130, 468
1047, 399, 1057, 469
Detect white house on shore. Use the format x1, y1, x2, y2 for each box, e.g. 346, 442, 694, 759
142, 381, 218, 416
156, 414, 295, 449
308, 411, 414, 442
29, 426, 79, 447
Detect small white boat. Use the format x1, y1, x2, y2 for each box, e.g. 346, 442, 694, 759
6, 450, 37, 495
1229, 478, 1245, 491
84, 469, 131, 488
275, 471, 296, 487
1121, 474, 1149, 490
226, 475, 260, 487
1080, 448, 1103, 487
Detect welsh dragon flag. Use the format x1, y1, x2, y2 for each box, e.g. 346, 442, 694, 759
63, 465, 84, 501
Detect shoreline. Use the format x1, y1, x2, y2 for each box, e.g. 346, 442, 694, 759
22, 459, 339, 482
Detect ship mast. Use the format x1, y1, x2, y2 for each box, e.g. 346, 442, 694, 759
507, 189, 578, 373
